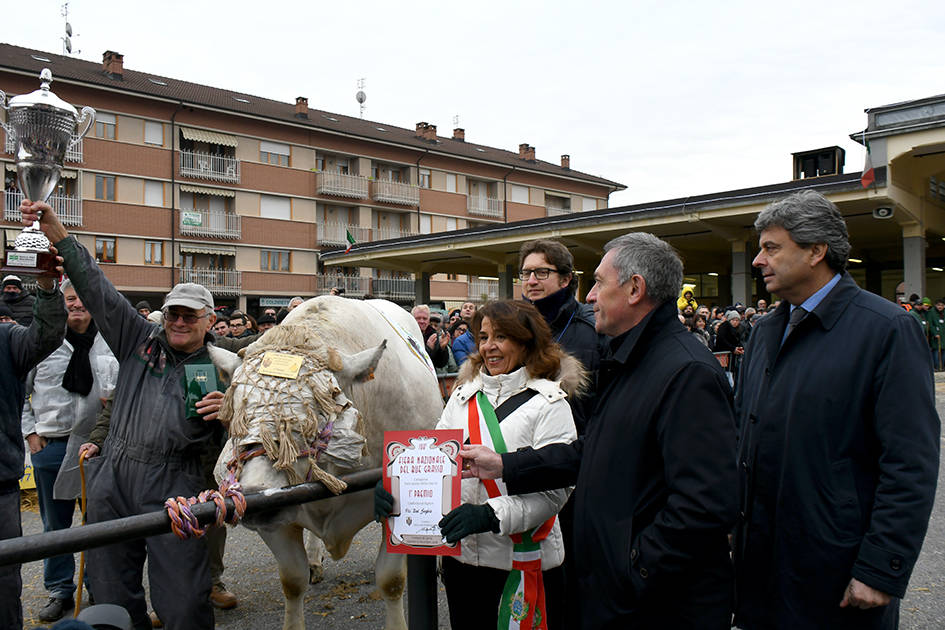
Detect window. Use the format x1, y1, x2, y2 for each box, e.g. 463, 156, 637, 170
144, 240, 163, 265
144, 121, 163, 145
447, 273, 459, 281
95, 175, 116, 200
446, 217, 457, 231
510, 184, 529, 204
446, 173, 457, 193
261, 249, 290, 271
371, 166, 378, 179
582, 196, 597, 212
419, 214, 431, 234
419, 169, 431, 189
95, 112, 116, 140
144, 181, 163, 207
337, 159, 349, 175
259, 141, 290, 166
95, 237, 116, 263
316, 157, 325, 171
260, 194, 291, 220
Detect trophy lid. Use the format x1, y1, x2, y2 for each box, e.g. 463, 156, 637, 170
7, 69, 79, 118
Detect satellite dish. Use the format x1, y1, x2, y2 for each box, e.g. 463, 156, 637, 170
64, 36, 72, 53
65, 22, 72, 36
356, 90, 366, 105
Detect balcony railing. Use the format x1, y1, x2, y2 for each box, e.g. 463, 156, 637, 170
371, 277, 415, 300
316, 171, 369, 199
373, 226, 418, 242
179, 150, 240, 183
316, 221, 370, 247
179, 208, 241, 239
546, 205, 572, 217
5, 131, 83, 162
316, 274, 370, 297
4, 190, 82, 226
372, 179, 420, 206
179, 267, 241, 296
468, 196, 502, 218
468, 277, 498, 301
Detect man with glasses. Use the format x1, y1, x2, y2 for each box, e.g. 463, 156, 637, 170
228, 312, 252, 338
19, 198, 232, 629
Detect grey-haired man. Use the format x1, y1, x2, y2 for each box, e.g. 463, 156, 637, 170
21, 198, 230, 630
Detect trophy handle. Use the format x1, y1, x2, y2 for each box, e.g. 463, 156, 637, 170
71, 106, 96, 146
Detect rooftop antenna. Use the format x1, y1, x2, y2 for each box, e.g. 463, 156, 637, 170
356, 78, 366, 119
453, 114, 460, 128
61, 2, 79, 55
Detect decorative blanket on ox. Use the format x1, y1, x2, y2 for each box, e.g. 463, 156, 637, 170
208, 296, 444, 630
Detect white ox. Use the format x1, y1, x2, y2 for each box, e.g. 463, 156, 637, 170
208, 297, 443, 630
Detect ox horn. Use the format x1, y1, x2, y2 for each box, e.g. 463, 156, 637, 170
333, 340, 387, 390
207, 343, 242, 380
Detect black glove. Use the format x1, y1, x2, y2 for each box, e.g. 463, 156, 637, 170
374, 480, 394, 522
438, 503, 500, 543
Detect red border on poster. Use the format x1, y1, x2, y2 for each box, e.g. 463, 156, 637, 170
383, 429, 463, 556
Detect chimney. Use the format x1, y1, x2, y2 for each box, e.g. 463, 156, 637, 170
295, 96, 309, 119
560, 154, 570, 169
519, 143, 535, 161
102, 50, 124, 79
415, 122, 437, 141
452, 127, 465, 142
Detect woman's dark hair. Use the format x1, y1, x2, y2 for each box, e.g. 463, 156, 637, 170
468, 300, 562, 380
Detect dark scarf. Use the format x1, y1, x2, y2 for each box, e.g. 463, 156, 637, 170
62, 321, 98, 396
530, 286, 572, 325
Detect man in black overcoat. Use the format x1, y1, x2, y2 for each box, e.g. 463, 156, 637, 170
460, 232, 737, 628
734, 189, 939, 629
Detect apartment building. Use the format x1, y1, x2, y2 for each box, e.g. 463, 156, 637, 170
0, 44, 624, 313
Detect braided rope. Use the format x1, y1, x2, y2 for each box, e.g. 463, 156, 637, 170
164, 473, 247, 540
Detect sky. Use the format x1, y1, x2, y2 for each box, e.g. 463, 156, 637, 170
2, 0, 944, 207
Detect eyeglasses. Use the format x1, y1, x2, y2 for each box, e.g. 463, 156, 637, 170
163, 309, 210, 325
520, 267, 558, 281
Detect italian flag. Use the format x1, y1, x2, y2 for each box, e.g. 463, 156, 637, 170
861, 138, 875, 189
344, 229, 356, 254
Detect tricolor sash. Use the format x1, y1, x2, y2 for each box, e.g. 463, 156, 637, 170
467, 391, 555, 630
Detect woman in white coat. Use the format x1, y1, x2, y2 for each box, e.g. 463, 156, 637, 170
379, 300, 585, 629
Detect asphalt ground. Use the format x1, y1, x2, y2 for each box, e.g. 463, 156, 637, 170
17, 375, 945, 629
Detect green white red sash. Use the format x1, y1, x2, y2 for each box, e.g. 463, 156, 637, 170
467, 391, 555, 630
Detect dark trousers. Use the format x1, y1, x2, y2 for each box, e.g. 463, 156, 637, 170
31, 437, 77, 599
0, 483, 22, 630
441, 556, 565, 630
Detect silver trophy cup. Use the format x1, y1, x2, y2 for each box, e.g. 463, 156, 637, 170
1, 68, 94, 277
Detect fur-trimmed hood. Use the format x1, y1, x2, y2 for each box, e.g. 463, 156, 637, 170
455, 351, 589, 399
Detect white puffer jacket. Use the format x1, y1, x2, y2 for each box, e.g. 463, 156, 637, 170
436, 360, 580, 571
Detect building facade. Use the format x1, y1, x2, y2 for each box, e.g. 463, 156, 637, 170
0, 44, 624, 313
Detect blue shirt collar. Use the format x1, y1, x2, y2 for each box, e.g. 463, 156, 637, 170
791, 273, 842, 314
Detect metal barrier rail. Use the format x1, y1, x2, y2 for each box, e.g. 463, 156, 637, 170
2, 468, 441, 628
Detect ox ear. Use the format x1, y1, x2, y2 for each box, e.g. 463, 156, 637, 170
207, 344, 242, 380
333, 340, 387, 389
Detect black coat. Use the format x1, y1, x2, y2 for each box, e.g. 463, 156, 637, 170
3, 291, 35, 327
547, 295, 602, 434
734, 273, 940, 630
503, 300, 737, 628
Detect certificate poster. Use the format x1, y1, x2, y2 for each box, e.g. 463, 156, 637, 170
383, 429, 463, 556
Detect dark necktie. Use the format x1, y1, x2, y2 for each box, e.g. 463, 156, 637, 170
786, 306, 808, 337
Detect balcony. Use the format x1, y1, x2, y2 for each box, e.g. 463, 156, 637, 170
179, 150, 240, 183
179, 208, 241, 239
316, 274, 370, 298
371, 276, 415, 300
373, 226, 418, 242
179, 267, 241, 296
546, 204, 572, 217
468, 277, 498, 301
5, 131, 83, 162
316, 171, 369, 199
316, 222, 370, 247
372, 180, 420, 206
4, 190, 82, 226
468, 196, 502, 218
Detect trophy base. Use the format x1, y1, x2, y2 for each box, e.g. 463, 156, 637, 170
2, 249, 59, 278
